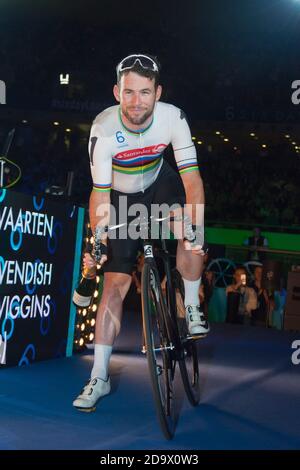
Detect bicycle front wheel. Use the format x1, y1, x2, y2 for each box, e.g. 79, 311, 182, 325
141, 263, 176, 440
172, 269, 200, 406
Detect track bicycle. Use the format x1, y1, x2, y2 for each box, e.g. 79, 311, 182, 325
140, 216, 203, 439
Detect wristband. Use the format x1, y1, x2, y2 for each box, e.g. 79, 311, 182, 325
92, 242, 108, 262
92, 225, 108, 262
184, 223, 206, 249
184, 223, 198, 244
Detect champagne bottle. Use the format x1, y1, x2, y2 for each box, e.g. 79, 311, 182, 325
73, 232, 97, 308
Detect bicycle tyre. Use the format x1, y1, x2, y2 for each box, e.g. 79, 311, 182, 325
141, 263, 176, 439
172, 268, 200, 406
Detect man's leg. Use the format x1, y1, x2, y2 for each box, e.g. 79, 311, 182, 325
73, 272, 132, 410
92, 272, 132, 379
151, 160, 208, 335
176, 239, 209, 335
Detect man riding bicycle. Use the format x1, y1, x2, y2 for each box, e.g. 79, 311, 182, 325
73, 54, 209, 411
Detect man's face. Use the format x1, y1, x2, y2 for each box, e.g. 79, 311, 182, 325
254, 267, 262, 281
234, 269, 246, 284
113, 71, 162, 126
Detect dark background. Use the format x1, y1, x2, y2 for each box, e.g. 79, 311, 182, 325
1, 0, 300, 118
0, 0, 300, 225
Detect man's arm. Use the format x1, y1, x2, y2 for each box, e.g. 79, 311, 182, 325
87, 121, 112, 264
88, 121, 112, 230
89, 190, 111, 240
180, 170, 205, 227
170, 106, 205, 247
82, 190, 111, 269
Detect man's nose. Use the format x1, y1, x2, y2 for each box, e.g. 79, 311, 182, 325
132, 93, 141, 105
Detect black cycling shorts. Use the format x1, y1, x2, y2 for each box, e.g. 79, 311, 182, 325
103, 160, 186, 275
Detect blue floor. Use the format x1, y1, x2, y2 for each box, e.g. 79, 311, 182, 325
0, 311, 300, 450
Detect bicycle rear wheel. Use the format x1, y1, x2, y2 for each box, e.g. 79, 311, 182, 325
141, 263, 176, 439
172, 269, 200, 406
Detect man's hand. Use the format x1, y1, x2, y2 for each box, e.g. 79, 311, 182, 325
183, 239, 206, 256
84, 251, 107, 269
83, 253, 96, 270
183, 219, 205, 255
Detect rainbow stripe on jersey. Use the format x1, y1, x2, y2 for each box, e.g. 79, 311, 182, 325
93, 183, 112, 192
112, 144, 167, 175
177, 162, 199, 175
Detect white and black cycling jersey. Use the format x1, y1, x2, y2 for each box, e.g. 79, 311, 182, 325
89, 101, 199, 194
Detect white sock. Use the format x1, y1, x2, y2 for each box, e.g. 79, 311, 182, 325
91, 344, 112, 381
182, 277, 201, 307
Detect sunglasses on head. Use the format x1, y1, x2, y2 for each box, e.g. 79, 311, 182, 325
116, 54, 159, 76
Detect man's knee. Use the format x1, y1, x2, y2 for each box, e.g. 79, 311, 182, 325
103, 272, 132, 300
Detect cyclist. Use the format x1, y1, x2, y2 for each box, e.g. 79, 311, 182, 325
73, 54, 209, 411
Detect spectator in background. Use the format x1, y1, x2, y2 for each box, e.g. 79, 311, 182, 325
250, 265, 270, 326
243, 227, 269, 262
226, 267, 257, 324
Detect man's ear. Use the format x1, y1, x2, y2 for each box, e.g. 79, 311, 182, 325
155, 85, 162, 101
113, 84, 120, 102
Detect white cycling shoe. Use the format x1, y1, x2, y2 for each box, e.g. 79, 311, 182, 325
73, 376, 111, 412
186, 305, 210, 336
